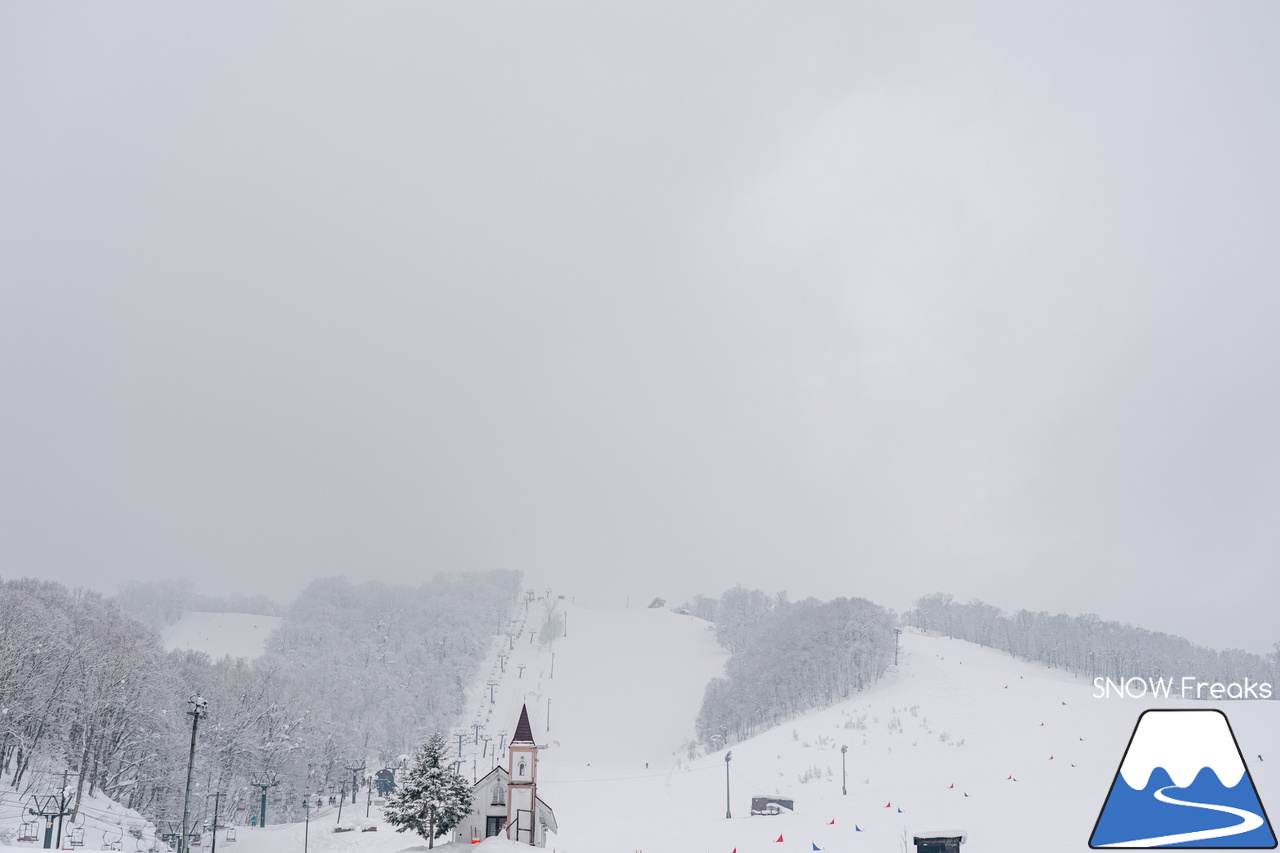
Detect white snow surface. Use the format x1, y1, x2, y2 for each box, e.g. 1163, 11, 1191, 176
429, 600, 1280, 853
12, 599, 1277, 853
1117, 709, 1247, 789
161, 611, 282, 660
0, 786, 161, 853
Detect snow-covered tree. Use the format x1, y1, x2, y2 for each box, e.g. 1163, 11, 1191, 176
383, 733, 472, 848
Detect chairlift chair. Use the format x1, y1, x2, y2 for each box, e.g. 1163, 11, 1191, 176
224, 825, 237, 843
18, 819, 39, 842
68, 823, 86, 846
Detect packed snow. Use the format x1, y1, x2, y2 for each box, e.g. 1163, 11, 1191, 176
161, 612, 282, 660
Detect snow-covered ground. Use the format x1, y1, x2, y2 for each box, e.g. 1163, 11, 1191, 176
161, 612, 282, 660
0, 786, 163, 853
10, 600, 1277, 852
490, 605, 1279, 852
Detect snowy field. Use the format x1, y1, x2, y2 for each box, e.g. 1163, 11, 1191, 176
7, 601, 1277, 852
161, 612, 282, 660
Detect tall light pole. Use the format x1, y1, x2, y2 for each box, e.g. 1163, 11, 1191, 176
894, 628, 902, 666
180, 695, 207, 853
724, 751, 732, 819
840, 745, 848, 795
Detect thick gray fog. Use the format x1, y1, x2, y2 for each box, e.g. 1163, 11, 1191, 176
2, 3, 1277, 653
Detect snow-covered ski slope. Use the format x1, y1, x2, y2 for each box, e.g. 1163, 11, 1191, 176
16, 600, 1274, 853
161, 611, 282, 660
525, 609, 1279, 852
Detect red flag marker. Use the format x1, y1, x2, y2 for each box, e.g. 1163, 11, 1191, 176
948, 784, 954, 789
775, 834, 784, 843
828, 819, 835, 825
885, 802, 891, 808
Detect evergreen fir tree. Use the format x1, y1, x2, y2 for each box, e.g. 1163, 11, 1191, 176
383, 732, 473, 848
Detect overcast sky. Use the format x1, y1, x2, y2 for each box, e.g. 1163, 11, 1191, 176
2, 3, 1277, 654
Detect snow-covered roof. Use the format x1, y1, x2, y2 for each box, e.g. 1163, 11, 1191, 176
535, 795, 557, 833
911, 825, 967, 842
472, 765, 508, 789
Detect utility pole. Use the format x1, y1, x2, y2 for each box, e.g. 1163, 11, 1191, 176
546, 697, 551, 731
209, 791, 223, 853
517, 664, 525, 678
55, 769, 69, 849
487, 680, 498, 703
455, 732, 465, 757
303, 800, 310, 853
550, 653, 555, 679
724, 751, 732, 819
365, 774, 372, 817
181, 695, 207, 853
472, 723, 482, 744
894, 628, 902, 666
250, 773, 278, 828
840, 745, 848, 796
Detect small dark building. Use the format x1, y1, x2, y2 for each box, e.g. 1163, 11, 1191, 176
750, 796, 794, 815
912, 826, 966, 853
374, 768, 397, 796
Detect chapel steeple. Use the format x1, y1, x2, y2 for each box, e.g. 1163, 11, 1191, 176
506, 703, 539, 844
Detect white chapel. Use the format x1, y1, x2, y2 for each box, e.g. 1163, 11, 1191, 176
456, 704, 558, 846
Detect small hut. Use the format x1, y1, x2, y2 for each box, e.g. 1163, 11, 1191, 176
911, 825, 966, 853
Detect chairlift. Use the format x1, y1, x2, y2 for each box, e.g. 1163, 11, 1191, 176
17, 819, 39, 842
67, 823, 86, 846
224, 826, 237, 843
104, 825, 125, 851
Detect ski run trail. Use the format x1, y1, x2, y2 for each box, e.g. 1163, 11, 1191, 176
3, 599, 1277, 852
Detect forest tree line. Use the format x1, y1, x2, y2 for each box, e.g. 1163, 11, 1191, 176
689, 587, 896, 749
907, 592, 1280, 692
116, 578, 281, 633
0, 570, 521, 834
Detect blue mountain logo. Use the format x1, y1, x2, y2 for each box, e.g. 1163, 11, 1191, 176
1090, 709, 1276, 848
